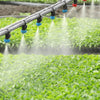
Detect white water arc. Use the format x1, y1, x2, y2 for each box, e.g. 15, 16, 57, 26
31, 27, 41, 54
34, 27, 40, 48
60, 14, 73, 55
90, 0, 95, 18
67, 7, 77, 17
4, 44, 9, 55
47, 20, 54, 39
81, 2, 86, 18
18, 35, 27, 54
61, 14, 68, 45
46, 20, 55, 48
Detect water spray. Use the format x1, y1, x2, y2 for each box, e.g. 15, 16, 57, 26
62, 2, 68, 13
4, 32, 11, 43
36, 16, 42, 26
50, 9, 55, 20
21, 23, 27, 34
72, 0, 77, 7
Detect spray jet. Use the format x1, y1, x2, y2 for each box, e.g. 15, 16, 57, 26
50, 9, 55, 20
4, 32, 11, 43
21, 24, 27, 34
62, 3, 68, 13
36, 15, 42, 26
72, 0, 77, 7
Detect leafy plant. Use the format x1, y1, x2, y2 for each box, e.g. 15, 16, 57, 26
0, 17, 100, 50
0, 54, 100, 99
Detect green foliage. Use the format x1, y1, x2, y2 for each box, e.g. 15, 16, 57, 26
67, 18, 100, 49
0, 54, 100, 99
0, 17, 100, 49
19, 13, 31, 16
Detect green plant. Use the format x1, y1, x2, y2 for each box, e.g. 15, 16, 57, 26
0, 17, 100, 50
0, 54, 100, 99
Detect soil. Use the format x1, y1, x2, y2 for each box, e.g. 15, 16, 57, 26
0, 4, 46, 16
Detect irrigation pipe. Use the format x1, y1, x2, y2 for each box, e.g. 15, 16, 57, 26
0, 0, 72, 36
0, 15, 28, 18
0, 1, 51, 6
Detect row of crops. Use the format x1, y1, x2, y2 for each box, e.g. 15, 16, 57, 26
0, 0, 100, 4
0, 54, 100, 99
0, 1, 100, 99
0, 17, 100, 51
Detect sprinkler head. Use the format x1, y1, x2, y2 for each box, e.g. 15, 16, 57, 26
50, 9, 55, 20
21, 24, 27, 34
83, 0, 87, 1
36, 16, 42, 26
62, 4, 68, 13
73, 0, 77, 7
50, 16, 55, 20
4, 32, 11, 43
72, 4, 77, 7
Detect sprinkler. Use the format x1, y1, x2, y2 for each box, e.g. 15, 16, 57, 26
62, 3, 68, 13
50, 9, 55, 20
4, 32, 11, 43
72, 0, 77, 7
21, 24, 27, 34
36, 16, 42, 26
83, 0, 87, 1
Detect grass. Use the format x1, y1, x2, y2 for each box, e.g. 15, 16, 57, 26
0, 54, 100, 99
0, 17, 100, 50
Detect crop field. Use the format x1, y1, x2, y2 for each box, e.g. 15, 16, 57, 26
0, 0, 100, 99
0, 17, 100, 50
0, 54, 100, 99
0, 0, 100, 4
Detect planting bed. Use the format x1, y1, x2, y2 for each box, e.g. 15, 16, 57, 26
0, 54, 100, 99
0, 17, 100, 54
